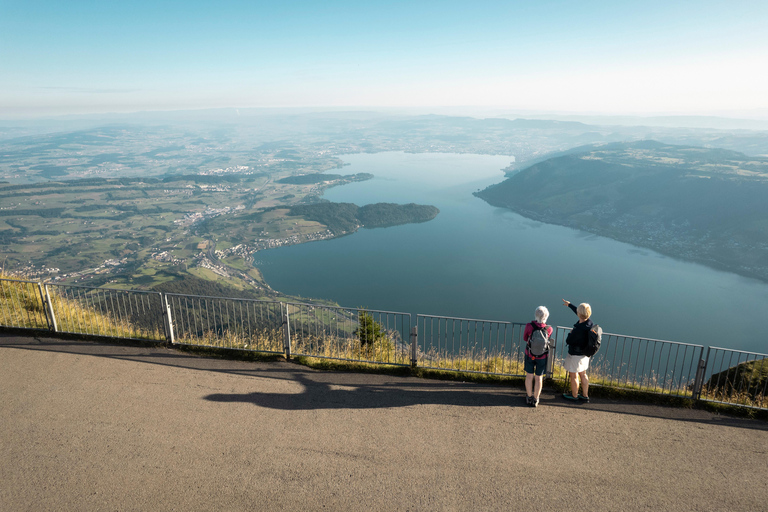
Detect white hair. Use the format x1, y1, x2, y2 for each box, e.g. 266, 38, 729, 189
534, 306, 549, 324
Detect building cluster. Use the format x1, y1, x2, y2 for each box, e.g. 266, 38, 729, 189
203, 230, 335, 263
6, 264, 60, 280
194, 255, 231, 278
174, 211, 204, 226
252, 230, 335, 251
214, 244, 251, 260
174, 204, 245, 227
251, 158, 288, 167
151, 251, 183, 265
163, 188, 194, 196
197, 165, 251, 176
24, 257, 132, 283
197, 184, 231, 192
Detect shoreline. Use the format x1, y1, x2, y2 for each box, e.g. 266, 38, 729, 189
475, 195, 768, 286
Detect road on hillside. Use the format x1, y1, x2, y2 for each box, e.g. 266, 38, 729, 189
1, 333, 766, 511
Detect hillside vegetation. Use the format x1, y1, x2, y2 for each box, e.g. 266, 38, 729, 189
276, 172, 373, 185
703, 359, 768, 408
289, 202, 440, 235
476, 140, 768, 281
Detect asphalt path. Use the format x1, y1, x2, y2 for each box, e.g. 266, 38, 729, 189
2, 333, 766, 511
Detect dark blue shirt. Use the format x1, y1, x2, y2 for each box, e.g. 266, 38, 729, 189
566, 303, 594, 356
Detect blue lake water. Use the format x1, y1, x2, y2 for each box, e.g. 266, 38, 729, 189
256, 152, 768, 353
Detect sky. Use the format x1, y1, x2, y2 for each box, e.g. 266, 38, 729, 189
1, 0, 767, 119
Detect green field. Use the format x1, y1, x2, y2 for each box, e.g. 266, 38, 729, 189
1, 146, 439, 303
0, 165, 364, 298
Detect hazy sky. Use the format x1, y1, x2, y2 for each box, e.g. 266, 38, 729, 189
1, 0, 767, 118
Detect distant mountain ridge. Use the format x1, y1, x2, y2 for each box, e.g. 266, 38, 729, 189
476, 140, 768, 282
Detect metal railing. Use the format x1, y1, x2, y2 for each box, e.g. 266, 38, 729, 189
553, 326, 704, 398
0, 276, 766, 410
287, 303, 411, 365
697, 347, 768, 409
45, 284, 165, 341
416, 315, 528, 375
164, 293, 285, 353
0, 279, 49, 330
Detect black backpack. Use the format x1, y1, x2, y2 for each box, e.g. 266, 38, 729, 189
583, 325, 602, 357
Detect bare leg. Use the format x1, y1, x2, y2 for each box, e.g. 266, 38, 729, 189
533, 374, 543, 400
579, 371, 589, 397
525, 373, 534, 397
569, 372, 579, 397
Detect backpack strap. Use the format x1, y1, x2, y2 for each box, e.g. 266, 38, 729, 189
526, 348, 549, 360
525, 321, 537, 350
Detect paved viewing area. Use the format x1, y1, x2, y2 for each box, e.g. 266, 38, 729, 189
2, 333, 767, 511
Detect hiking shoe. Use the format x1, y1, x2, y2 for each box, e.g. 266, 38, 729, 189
562, 392, 579, 401
578, 394, 590, 403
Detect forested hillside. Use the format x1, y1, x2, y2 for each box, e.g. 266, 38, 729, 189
289, 202, 440, 235
476, 140, 768, 281
277, 173, 373, 184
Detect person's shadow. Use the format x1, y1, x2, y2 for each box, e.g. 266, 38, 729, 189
204, 371, 518, 410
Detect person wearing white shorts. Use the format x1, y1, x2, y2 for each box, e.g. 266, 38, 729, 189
563, 352, 590, 373
561, 299, 593, 402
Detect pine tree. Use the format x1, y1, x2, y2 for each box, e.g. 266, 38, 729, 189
355, 310, 385, 354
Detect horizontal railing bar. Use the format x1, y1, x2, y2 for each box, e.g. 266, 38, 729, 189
418, 314, 518, 325
163, 295, 410, 316
707, 347, 768, 358
554, 325, 704, 348
164, 292, 282, 304
288, 303, 410, 316
0, 278, 44, 285
45, 284, 162, 295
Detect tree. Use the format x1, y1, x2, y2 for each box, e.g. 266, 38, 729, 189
355, 310, 386, 354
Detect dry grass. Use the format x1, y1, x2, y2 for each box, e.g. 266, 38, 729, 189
0, 274, 163, 341
175, 328, 284, 353
0, 277, 49, 330
417, 348, 526, 375
291, 331, 410, 365
48, 292, 164, 341
699, 387, 767, 409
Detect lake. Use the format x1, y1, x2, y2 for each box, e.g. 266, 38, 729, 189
256, 152, 768, 354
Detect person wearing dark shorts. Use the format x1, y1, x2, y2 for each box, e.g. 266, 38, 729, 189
523, 306, 553, 407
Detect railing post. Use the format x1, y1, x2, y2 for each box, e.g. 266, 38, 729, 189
38, 283, 58, 332
410, 326, 418, 368
162, 294, 175, 344
35, 283, 49, 330
692, 347, 710, 400
546, 334, 555, 379
282, 303, 291, 359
